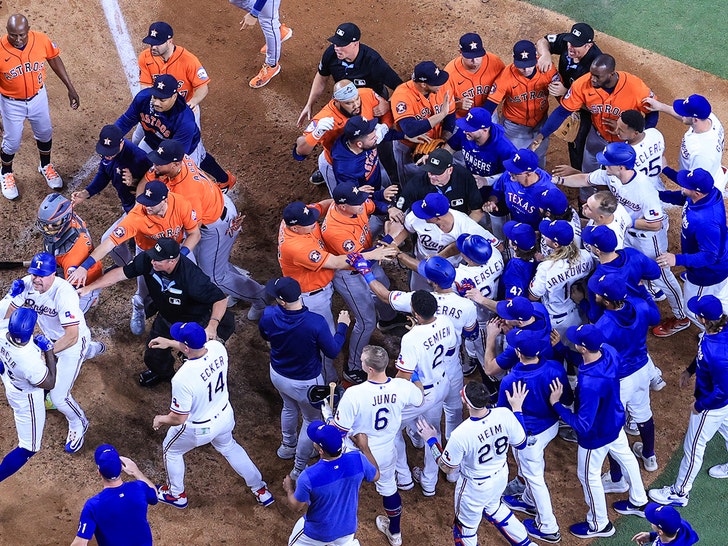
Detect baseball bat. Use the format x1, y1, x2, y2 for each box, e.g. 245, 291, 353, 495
0, 260, 30, 270
328, 382, 336, 410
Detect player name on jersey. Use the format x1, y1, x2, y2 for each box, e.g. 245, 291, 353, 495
544, 260, 592, 290
423, 325, 453, 349
371, 393, 397, 407
477, 422, 504, 443
199, 355, 225, 382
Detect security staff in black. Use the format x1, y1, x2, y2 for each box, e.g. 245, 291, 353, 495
76, 237, 234, 387
535, 23, 603, 170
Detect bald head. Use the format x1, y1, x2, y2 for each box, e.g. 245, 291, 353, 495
6, 14, 29, 49
592, 54, 616, 73
7, 14, 29, 32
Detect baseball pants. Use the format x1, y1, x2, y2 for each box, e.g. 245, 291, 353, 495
549, 306, 581, 339
270, 366, 323, 473
0, 380, 45, 453
49, 335, 88, 433
683, 277, 728, 329
288, 517, 358, 546
318, 153, 337, 194
443, 359, 465, 440
514, 422, 560, 535
619, 363, 653, 423
392, 140, 421, 188
333, 264, 396, 372
162, 404, 266, 497
502, 119, 548, 169
301, 283, 337, 382
577, 430, 647, 532
370, 445, 397, 497
229, 0, 284, 68
671, 402, 728, 496
581, 128, 609, 202
0, 86, 53, 155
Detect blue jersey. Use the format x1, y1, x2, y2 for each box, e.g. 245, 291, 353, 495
694, 327, 728, 412
448, 123, 516, 178
330, 136, 388, 213
86, 140, 152, 213
294, 451, 377, 542
259, 305, 347, 380
76, 481, 157, 546
496, 302, 553, 370
492, 170, 558, 228
646, 520, 699, 545
498, 359, 573, 435
115, 88, 200, 153
502, 257, 536, 299
554, 343, 625, 449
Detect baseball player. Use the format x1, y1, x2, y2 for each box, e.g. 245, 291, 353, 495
632, 503, 699, 546
557, 142, 689, 337
649, 295, 728, 507
484, 40, 558, 166
550, 324, 648, 539
333, 345, 424, 546
444, 32, 505, 118
417, 381, 535, 546
6, 253, 106, 453
0, 14, 79, 199
536, 187, 582, 254
581, 190, 633, 257
616, 110, 667, 191
643, 94, 725, 192
499, 329, 574, 544
294, 80, 392, 190
151, 321, 274, 508
0, 309, 56, 482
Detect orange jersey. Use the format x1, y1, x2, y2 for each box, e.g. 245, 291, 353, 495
444, 54, 505, 117
109, 192, 198, 250
561, 71, 654, 142
320, 200, 376, 254
303, 88, 390, 163
144, 158, 223, 225
45, 216, 102, 284
0, 31, 60, 99
489, 64, 558, 127
391, 81, 456, 146
138, 46, 209, 102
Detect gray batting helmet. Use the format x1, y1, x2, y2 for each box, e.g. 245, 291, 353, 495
8, 308, 38, 345
27, 252, 57, 277
37, 193, 73, 242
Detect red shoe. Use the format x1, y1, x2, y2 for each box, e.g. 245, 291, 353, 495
249, 63, 281, 89
260, 24, 293, 54
652, 317, 691, 338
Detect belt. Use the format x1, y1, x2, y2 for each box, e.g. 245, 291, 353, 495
422, 371, 446, 390
220, 206, 227, 221
627, 230, 648, 239
2, 85, 43, 102
552, 308, 575, 319
303, 287, 324, 296
191, 403, 228, 424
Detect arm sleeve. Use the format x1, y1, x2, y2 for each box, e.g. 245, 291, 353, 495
317, 320, 348, 359
442, 112, 457, 134
553, 387, 598, 436
398, 117, 435, 138
659, 190, 687, 205
539, 105, 571, 138
115, 96, 142, 135
483, 100, 499, 114
644, 110, 659, 129
694, 361, 728, 412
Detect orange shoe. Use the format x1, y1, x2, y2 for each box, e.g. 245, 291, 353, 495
217, 171, 237, 193
652, 317, 691, 338
260, 24, 293, 54
249, 63, 281, 89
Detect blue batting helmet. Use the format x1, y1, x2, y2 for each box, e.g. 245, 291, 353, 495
27, 252, 57, 277
417, 256, 456, 289
8, 308, 38, 345
596, 142, 636, 170
456, 234, 493, 265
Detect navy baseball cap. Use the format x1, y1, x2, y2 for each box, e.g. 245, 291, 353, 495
332, 182, 369, 206
596, 142, 636, 169
566, 324, 603, 351
413, 61, 449, 86
343, 115, 378, 140
563, 23, 594, 47
673, 94, 711, 119
137, 180, 169, 206
96, 125, 124, 156
421, 148, 453, 175
676, 168, 714, 193
504, 149, 539, 174
539, 219, 574, 246
283, 201, 320, 227
412, 192, 450, 219
142, 22, 173, 46
513, 40, 537, 68
506, 328, 543, 358
147, 138, 185, 165
459, 32, 486, 59
147, 237, 180, 260
266, 277, 301, 303
151, 74, 178, 99
496, 296, 534, 321
417, 256, 456, 289
687, 295, 723, 321
170, 321, 207, 350
95, 444, 122, 480
456, 107, 492, 133
582, 225, 618, 252
328, 23, 360, 46
588, 273, 627, 301
307, 420, 343, 455
503, 220, 536, 251
537, 187, 568, 215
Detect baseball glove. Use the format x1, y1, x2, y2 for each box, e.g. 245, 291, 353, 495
412, 138, 446, 163
307, 385, 344, 409
555, 112, 581, 143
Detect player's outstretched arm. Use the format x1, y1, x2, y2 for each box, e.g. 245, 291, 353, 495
46, 56, 79, 109
119, 456, 155, 489
297, 73, 328, 127
76, 267, 131, 297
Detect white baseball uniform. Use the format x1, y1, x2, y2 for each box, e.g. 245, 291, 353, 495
631, 127, 666, 191
334, 378, 424, 496
442, 408, 530, 546
680, 113, 726, 193
583, 203, 632, 260
161, 340, 267, 497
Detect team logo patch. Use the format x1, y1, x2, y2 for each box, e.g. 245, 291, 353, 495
65, 311, 75, 319
191, 210, 198, 221
342, 240, 356, 252
172, 397, 180, 408
309, 250, 322, 263
113, 226, 126, 238
197, 67, 209, 80
395, 102, 407, 114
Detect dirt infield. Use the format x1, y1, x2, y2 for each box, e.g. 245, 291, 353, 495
0, 0, 726, 544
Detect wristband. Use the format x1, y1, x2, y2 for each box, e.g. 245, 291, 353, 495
411, 370, 420, 383
180, 247, 190, 256
80, 256, 96, 270
426, 437, 443, 460
363, 272, 376, 284
292, 143, 307, 161
380, 234, 394, 245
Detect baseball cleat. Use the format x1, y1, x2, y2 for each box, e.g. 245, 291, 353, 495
632, 441, 658, 472
217, 171, 237, 193
652, 317, 691, 337
523, 519, 561, 544
375, 515, 403, 546
289, 465, 305, 482
38, 163, 63, 189
569, 521, 614, 539
343, 368, 368, 385
503, 494, 537, 516
601, 472, 629, 494
64, 419, 89, 454
85, 341, 107, 360
249, 63, 281, 89
377, 313, 410, 332
247, 305, 265, 321
1, 172, 18, 200
708, 462, 728, 479
254, 486, 275, 507
130, 296, 146, 335
650, 375, 667, 391
396, 480, 414, 491
625, 419, 640, 436
411, 466, 435, 497
138, 369, 172, 388
462, 356, 480, 376
558, 426, 578, 443
613, 500, 647, 517
260, 23, 293, 54
648, 485, 689, 507
503, 476, 526, 497
309, 169, 325, 185
277, 443, 297, 460
157, 485, 188, 508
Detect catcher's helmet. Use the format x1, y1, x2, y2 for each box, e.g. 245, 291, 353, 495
27, 252, 57, 277
8, 308, 38, 345
417, 256, 456, 289
596, 142, 636, 170
456, 234, 493, 265
37, 193, 73, 242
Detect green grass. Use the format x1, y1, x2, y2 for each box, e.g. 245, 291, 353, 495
524, 0, 726, 77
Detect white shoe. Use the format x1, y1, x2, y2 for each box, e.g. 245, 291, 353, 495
601, 472, 629, 494
64, 419, 89, 453
39, 163, 63, 189
277, 443, 297, 460
648, 485, 689, 506
708, 462, 728, 479
85, 341, 107, 360
633, 441, 658, 472
650, 375, 667, 391
1, 172, 18, 200
625, 419, 640, 436
130, 296, 145, 335
375, 515, 402, 546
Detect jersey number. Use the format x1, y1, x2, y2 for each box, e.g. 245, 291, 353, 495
433, 345, 444, 369
638, 157, 661, 177
374, 408, 389, 431
207, 371, 224, 402
477, 436, 509, 464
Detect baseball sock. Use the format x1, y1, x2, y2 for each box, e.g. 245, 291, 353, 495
200, 153, 228, 183
607, 454, 623, 482
383, 493, 402, 534
0, 447, 36, 482
637, 418, 656, 457
1, 152, 14, 174
36, 139, 52, 167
